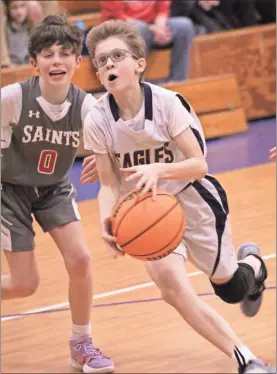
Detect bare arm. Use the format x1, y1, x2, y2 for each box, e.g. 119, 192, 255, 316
122, 126, 208, 198
159, 126, 208, 180
96, 153, 120, 232
95, 153, 125, 258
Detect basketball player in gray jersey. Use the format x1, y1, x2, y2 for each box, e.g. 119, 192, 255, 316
1, 15, 114, 373
84, 20, 275, 373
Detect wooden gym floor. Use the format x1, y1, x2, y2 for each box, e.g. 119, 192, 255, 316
1, 119, 276, 373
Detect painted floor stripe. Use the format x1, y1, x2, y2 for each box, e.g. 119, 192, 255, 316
1, 253, 275, 322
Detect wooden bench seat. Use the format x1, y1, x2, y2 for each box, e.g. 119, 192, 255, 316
58, 0, 101, 14
164, 75, 247, 139
92, 74, 247, 141
2, 24, 275, 119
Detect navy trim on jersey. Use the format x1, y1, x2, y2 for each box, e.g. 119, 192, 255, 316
192, 180, 228, 277
109, 94, 120, 121
204, 175, 229, 215
142, 83, 153, 121
190, 127, 205, 155
175, 93, 204, 155
176, 93, 191, 113
108, 82, 153, 122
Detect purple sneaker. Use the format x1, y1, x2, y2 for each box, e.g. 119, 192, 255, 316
69, 335, 114, 373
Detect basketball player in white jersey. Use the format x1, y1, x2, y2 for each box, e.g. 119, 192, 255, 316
84, 20, 275, 373
1, 15, 114, 373
269, 146, 276, 160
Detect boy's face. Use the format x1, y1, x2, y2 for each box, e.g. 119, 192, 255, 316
95, 37, 145, 93
9, 1, 28, 24
31, 43, 82, 86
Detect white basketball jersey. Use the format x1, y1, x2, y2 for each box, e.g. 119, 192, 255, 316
84, 82, 207, 195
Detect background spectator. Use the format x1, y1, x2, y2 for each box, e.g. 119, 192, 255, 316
3, 0, 30, 65
255, 0, 276, 24
171, 0, 224, 34
171, 0, 263, 35
27, 0, 59, 24
101, 0, 195, 83
1, 0, 59, 67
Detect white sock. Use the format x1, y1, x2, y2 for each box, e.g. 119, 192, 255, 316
71, 323, 92, 340
233, 346, 257, 367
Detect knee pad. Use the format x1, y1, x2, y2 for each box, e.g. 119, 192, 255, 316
210, 263, 255, 304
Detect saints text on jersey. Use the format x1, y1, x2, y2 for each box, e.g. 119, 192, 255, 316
21, 125, 80, 147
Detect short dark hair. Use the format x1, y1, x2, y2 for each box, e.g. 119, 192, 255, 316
28, 14, 83, 60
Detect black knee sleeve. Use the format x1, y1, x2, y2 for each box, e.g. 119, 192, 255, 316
210, 263, 255, 304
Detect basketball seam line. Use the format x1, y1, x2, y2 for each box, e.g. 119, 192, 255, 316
120, 200, 180, 248
131, 213, 185, 258
113, 191, 143, 237
113, 193, 175, 237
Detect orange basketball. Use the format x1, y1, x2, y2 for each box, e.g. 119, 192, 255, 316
111, 189, 186, 261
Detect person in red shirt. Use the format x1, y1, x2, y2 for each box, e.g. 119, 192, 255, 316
101, 0, 194, 82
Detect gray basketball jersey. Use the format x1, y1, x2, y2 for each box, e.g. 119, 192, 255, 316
1, 77, 87, 186
84, 82, 207, 195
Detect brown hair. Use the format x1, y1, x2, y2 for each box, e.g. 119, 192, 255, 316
28, 14, 83, 60
86, 19, 146, 62
3, 0, 28, 23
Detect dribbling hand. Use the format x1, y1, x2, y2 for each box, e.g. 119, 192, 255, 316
101, 217, 125, 259
120, 163, 164, 200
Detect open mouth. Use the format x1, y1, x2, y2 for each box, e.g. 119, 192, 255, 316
50, 71, 66, 77
108, 74, 118, 82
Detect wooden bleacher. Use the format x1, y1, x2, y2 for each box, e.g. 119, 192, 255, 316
59, 1, 101, 14
1, 13, 275, 155
93, 74, 247, 139
2, 24, 274, 119
61, 0, 101, 28
59, 0, 276, 119
189, 24, 276, 120
164, 75, 247, 139
60, 1, 275, 120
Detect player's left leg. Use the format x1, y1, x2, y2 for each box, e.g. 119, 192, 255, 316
50, 221, 114, 373
173, 177, 274, 372
34, 178, 114, 373
211, 242, 267, 318
180, 176, 267, 317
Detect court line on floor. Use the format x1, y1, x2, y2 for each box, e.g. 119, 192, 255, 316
2, 286, 276, 321
1, 252, 276, 322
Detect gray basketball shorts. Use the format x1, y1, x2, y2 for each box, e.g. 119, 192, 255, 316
1, 177, 81, 252
173, 175, 238, 279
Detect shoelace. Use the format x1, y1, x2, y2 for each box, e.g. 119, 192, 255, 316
248, 261, 267, 298
75, 339, 109, 363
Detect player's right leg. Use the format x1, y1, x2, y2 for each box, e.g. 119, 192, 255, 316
1, 182, 39, 299
144, 253, 275, 374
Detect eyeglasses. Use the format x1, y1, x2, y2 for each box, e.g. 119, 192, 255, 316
92, 48, 139, 69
